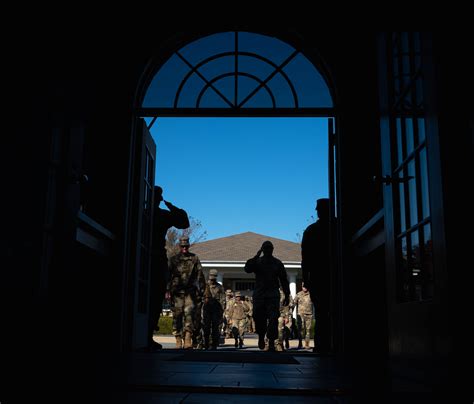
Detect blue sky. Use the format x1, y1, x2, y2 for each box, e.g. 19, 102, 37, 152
149, 117, 328, 242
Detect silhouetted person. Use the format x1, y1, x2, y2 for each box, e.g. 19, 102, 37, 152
148, 186, 189, 350
244, 240, 290, 352
301, 198, 331, 353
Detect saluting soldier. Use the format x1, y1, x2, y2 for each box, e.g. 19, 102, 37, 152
294, 284, 313, 349
202, 269, 226, 350
244, 240, 290, 352
168, 237, 206, 349
228, 291, 250, 348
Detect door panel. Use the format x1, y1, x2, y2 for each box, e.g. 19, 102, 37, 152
328, 117, 339, 352
131, 119, 156, 349
378, 33, 447, 361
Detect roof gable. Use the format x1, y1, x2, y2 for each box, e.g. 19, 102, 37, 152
190, 231, 301, 262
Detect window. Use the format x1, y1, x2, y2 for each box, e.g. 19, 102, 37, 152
141, 31, 332, 110
387, 33, 434, 302
235, 281, 255, 291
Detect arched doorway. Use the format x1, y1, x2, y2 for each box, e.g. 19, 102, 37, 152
125, 31, 339, 350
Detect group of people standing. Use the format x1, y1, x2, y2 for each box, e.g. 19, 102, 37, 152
148, 185, 332, 354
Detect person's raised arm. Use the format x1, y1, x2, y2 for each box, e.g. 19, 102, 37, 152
244, 248, 262, 273
164, 200, 190, 229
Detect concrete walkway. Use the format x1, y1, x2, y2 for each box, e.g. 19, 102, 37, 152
153, 333, 314, 351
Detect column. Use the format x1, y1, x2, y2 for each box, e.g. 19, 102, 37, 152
289, 273, 297, 298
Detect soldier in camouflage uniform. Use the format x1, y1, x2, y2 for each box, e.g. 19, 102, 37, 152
192, 294, 204, 349
168, 237, 206, 349
244, 296, 255, 333
228, 291, 250, 348
294, 284, 313, 349
202, 269, 225, 350
277, 288, 294, 351
224, 289, 234, 338
245, 240, 290, 352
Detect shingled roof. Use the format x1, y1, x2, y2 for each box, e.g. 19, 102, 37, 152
191, 231, 301, 262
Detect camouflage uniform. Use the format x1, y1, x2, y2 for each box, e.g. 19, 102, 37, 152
277, 289, 294, 351
244, 296, 255, 333
202, 269, 226, 350
294, 289, 313, 348
168, 238, 206, 349
192, 298, 203, 349
228, 291, 250, 348
224, 290, 234, 338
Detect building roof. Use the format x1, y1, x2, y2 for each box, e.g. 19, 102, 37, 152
191, 231, 301, 262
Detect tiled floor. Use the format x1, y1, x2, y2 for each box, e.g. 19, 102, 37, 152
123, 349, 352, 403
115, 334, 446, 403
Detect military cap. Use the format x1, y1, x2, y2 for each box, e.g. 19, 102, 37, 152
209, 269, 218, 278
154, 186, 163, 197
179, 236, 190, 246
226, 289, 233, 295
316, 198, 329, 210
234, 291, 241, 297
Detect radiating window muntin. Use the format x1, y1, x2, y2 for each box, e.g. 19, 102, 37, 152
142, 31, 333, 110
390, 32, 434, 302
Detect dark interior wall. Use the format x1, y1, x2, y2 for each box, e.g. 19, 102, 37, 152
433, 33, 473, 373
3, 30, 152, 401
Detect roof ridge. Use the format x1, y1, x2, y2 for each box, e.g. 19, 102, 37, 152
194, 231, 299, 246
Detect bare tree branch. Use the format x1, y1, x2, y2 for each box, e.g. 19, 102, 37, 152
165, 216, 207, 257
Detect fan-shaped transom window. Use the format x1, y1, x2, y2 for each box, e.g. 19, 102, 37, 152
142, 32, 333, 111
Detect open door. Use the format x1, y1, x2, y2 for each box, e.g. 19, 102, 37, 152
130, 118, 156, 350
377, 33, 447, 368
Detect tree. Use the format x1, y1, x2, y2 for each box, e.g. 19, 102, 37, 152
165, 216, 207, 257
295, 215, 316, 243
